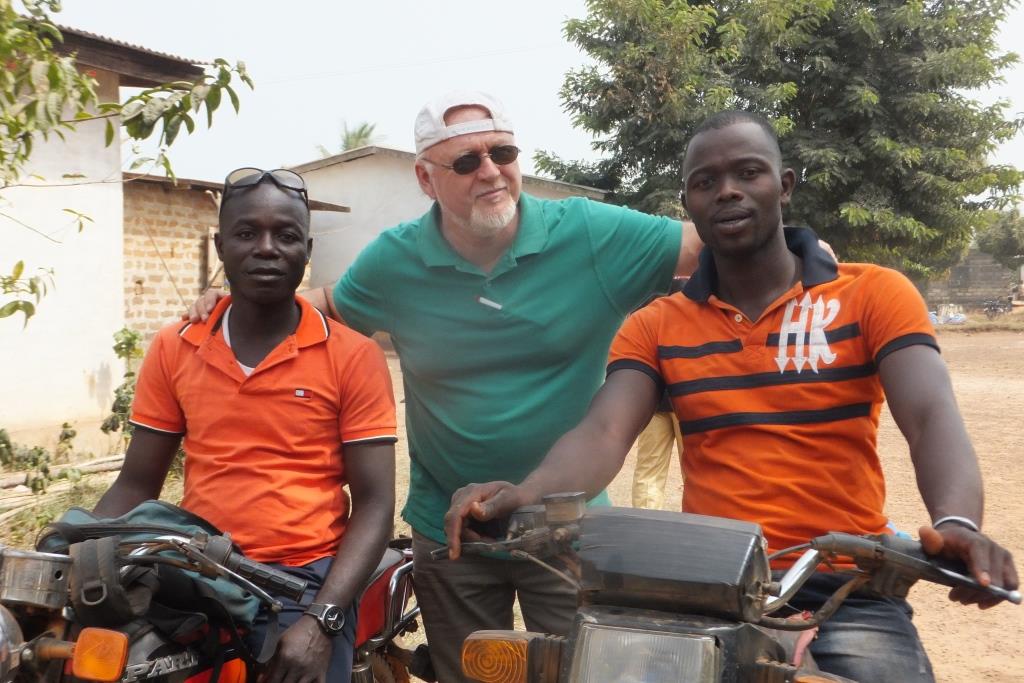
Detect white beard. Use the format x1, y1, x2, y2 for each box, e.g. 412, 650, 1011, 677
467, 200, 517, 238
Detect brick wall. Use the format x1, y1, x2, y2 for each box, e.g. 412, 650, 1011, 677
123, 179, 313, 346
925, 248, 1017, 308
123, 180, 218, 343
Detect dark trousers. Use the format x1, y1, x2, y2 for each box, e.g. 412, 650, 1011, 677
786, 572, 936, 682
412, 531, 577, 683
245, 557, 357, 681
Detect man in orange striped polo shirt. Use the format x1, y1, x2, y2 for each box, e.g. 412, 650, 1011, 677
445, 112, 1018, 682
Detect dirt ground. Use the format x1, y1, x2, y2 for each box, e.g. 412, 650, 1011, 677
387, 330, 1024, 682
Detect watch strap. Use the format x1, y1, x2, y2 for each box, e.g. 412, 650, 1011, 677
305, 602, 344, 635
304, 602, 329, 619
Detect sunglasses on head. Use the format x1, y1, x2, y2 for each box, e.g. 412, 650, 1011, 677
221, 167, 309, 211
424, 144, 520, 175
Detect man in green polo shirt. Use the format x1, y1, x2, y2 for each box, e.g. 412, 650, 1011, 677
191, 90, 702, 681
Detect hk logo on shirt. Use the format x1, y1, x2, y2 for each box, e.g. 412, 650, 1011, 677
776, 294, 840, 373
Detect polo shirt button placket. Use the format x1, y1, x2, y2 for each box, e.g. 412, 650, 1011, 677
734, 313, 744, 323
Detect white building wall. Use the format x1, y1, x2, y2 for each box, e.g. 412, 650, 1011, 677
303, 154, 430, 288
0, 69, 124, 452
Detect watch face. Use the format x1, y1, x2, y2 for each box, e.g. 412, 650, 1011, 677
321, 605, 344, 633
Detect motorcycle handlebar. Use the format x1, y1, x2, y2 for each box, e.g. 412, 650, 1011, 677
223, 553, 308, 603
193, 534, 308, 602
438, 507, 1021, 606
810, 532, 1021, 605
121, 534, 309, 606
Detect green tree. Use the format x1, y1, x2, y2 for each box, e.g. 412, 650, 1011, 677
540, 0, 1023, 278
976, 207, 1024, 272
101, 326, 144, 453
316, 120, 379, 157
1, 0, 253, 321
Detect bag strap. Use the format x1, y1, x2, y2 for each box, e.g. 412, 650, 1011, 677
41, 522, 194, 553
189, 580, 280, 667
69, 537, 156, 627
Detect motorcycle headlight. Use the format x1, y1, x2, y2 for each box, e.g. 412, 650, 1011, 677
569, 624, 719, 683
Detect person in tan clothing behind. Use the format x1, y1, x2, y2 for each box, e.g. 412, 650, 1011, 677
631, 276, 687, 509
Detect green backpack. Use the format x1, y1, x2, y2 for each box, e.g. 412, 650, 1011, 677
37, 499, 262, 628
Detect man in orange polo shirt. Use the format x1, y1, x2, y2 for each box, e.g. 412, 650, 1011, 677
94, 168, 397, 682
444, 112, 1018, 682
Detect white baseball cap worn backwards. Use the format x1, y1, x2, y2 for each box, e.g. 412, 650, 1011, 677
414, 90, 515, 154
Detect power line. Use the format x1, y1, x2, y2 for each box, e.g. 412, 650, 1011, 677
261, 44, 563, 86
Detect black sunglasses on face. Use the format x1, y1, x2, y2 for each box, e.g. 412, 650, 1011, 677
221, 167, 309, 212
425, 144, 520, 175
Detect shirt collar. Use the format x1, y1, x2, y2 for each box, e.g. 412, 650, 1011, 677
416, 192, 549, 270
179, 295, 329, 348
683, 226, 838, 303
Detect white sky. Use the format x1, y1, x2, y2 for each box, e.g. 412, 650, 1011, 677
53, 1, 1024, 184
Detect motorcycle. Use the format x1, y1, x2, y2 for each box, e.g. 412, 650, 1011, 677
982, 297, 1013, 319
435, 492, 1020, 683
0, 528, 307, 683
351, 538, 433, 683
0, 531, 430, 683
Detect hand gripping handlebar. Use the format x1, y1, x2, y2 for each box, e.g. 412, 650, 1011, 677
194, 534, 308, 602
810, 532, 1021, 605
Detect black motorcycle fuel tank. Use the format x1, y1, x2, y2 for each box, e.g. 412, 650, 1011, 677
577, 507, 772, 622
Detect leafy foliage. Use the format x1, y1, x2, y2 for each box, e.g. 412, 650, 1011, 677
975, 207, 1024, 272
101, 327, 143, 451
0, 1, 253, 185
317, 120, 380, 157
0, 0, 98, 184
54, 421, 75, 463
542, 0, 1023, 278
0, 259, 52, 323
100, 326, 185, 469
1, 0, 252, 320
0, 423, 79, 493
117, 57, 254, 178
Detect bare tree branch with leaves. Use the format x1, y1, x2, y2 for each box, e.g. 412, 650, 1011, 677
0, 0, 253, 322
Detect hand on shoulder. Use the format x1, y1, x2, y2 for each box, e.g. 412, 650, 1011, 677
185, 288, 227, 323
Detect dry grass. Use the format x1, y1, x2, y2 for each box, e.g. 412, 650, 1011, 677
0, 472, 182, 548
936, 307, 1024, 333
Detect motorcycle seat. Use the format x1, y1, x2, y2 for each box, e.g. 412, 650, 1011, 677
354, 547, 409, 647
362, 548, 404, 594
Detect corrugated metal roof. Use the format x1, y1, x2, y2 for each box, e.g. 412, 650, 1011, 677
124, 173, 351, 213
56, 24, 207, 66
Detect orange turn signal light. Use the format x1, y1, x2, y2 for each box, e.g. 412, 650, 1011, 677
71, 628, 129, 682
794, 673, 851, 683
462, 631, 539, 683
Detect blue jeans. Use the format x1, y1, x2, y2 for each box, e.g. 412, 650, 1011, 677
785, 573, 935, 682
245, 557, 356, 681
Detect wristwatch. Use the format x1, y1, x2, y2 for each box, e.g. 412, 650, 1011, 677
305, 602, 345, 635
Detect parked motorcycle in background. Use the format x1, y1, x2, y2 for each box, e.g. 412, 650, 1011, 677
437, 493, 1020, 683
982, 296, 1013, 319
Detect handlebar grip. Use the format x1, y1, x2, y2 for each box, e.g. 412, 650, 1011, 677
813, 533, 1021, 605
228, 554, 308, 602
